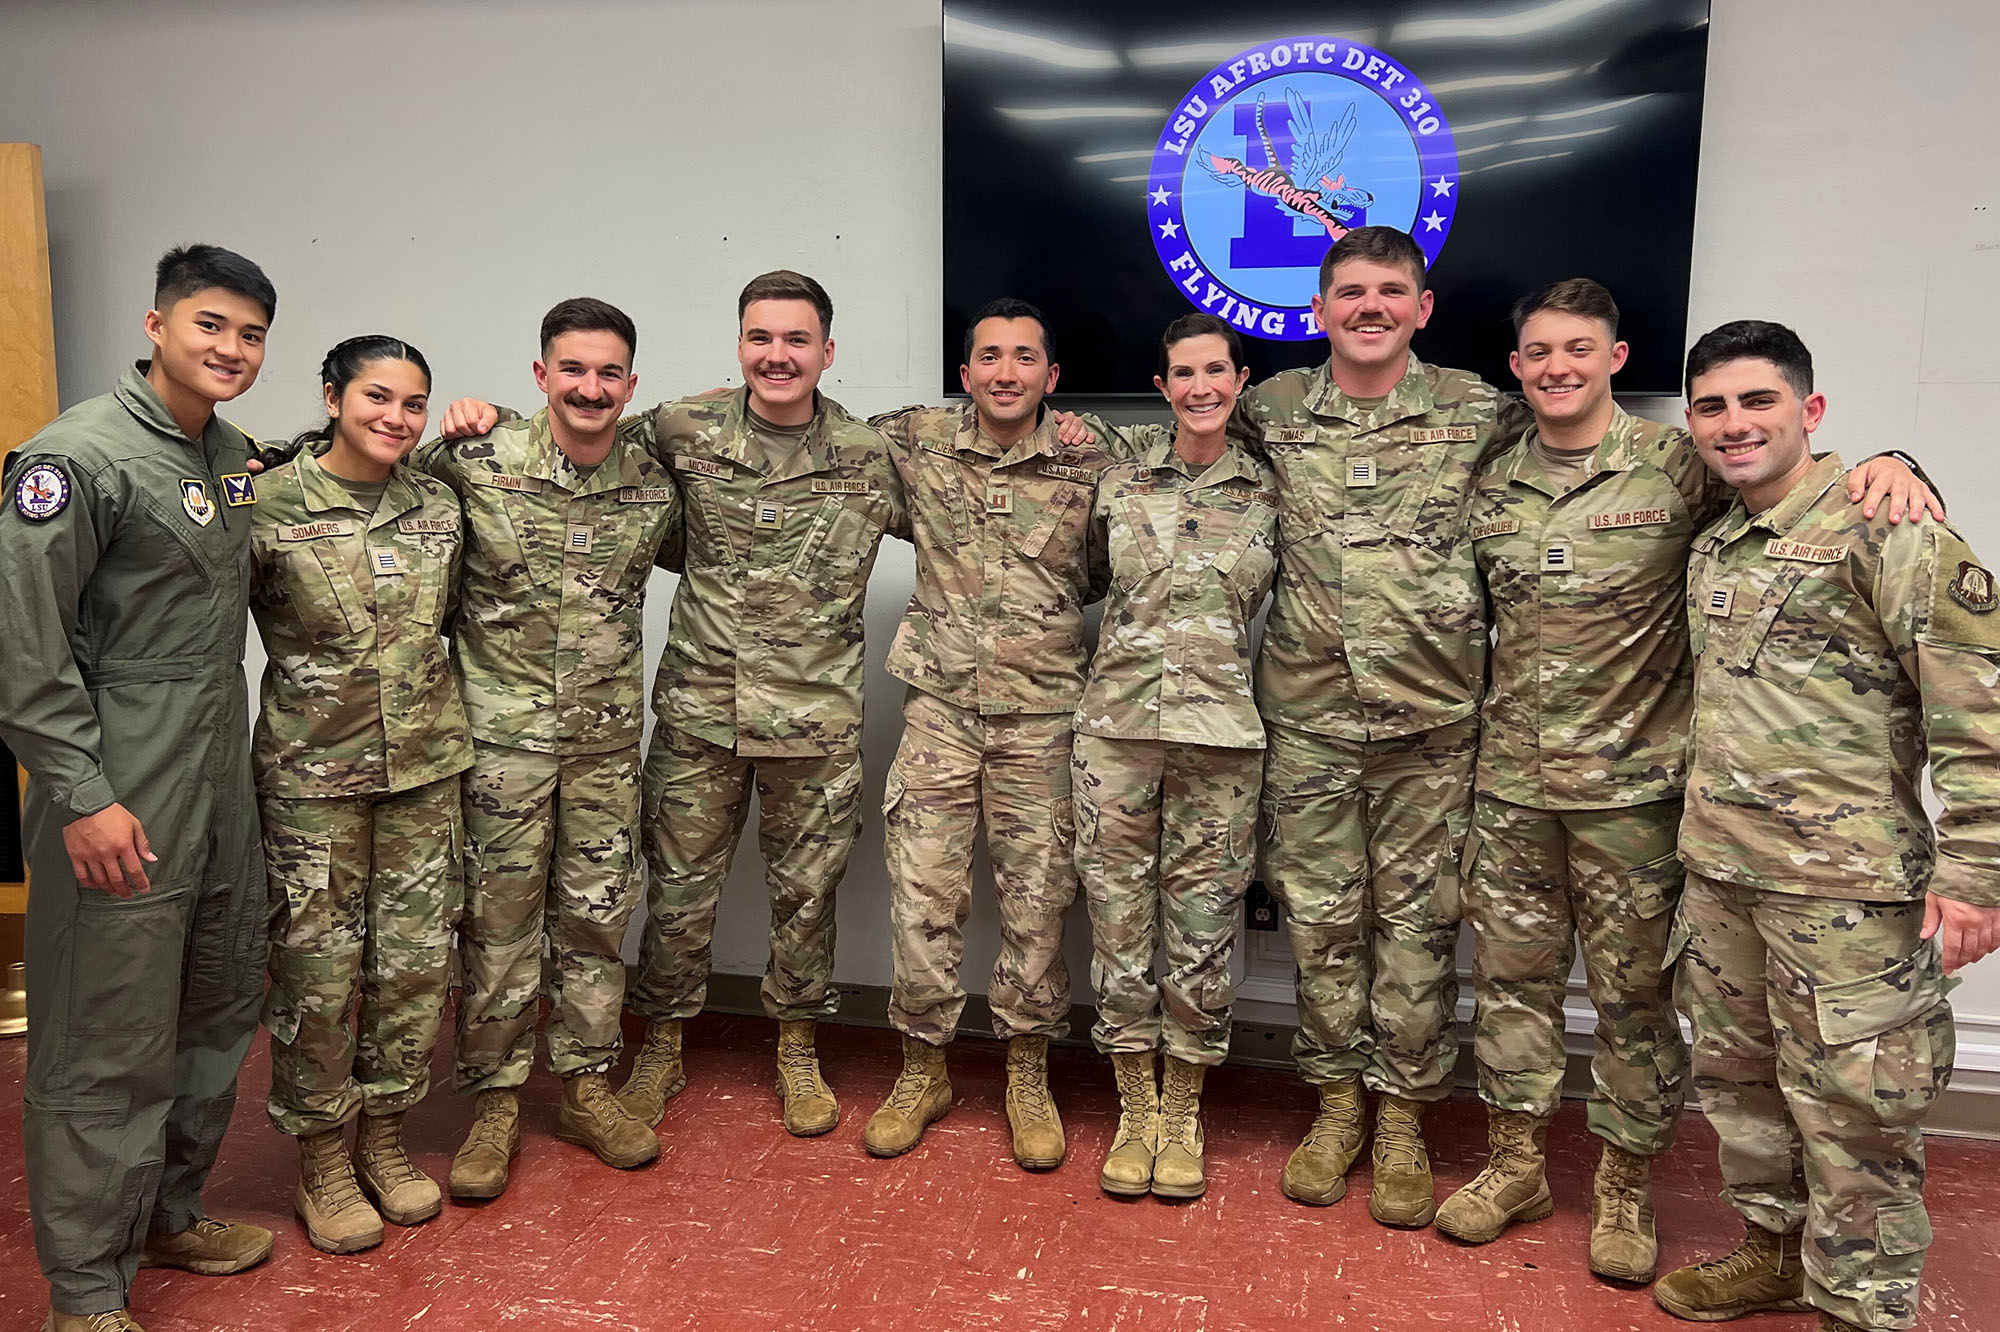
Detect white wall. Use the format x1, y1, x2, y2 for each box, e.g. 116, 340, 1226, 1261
3, 0, 1998, 1086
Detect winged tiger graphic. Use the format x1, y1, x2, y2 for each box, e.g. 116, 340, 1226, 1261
1203, 89, 1375, 238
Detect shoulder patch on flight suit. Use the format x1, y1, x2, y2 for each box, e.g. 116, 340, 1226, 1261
220, 473, 256, 506
1470, 517, 1521, 540
12, 462, 70, 520
619, 486, 675, 503
1765, 539, 1846, 564
180, 479, 216, 527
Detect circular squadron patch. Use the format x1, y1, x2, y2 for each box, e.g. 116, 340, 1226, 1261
13, 462, 70, 521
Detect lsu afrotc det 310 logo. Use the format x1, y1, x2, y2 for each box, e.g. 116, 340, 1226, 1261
1148, 37, 1459, 341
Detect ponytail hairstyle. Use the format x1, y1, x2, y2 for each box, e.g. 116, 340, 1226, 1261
291, 334, 433, 449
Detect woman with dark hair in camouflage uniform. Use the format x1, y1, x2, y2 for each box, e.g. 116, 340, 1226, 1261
247, 337, 471, 1255
1075, 314, 1280, 1199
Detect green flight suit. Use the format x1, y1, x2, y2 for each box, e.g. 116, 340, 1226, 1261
0, 364, 267, 1316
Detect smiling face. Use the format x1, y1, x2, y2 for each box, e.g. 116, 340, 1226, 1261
960, 315, 1057, 437
325, 356, 430, 477
144, 286, 268, 405
535, 328, 638, 445
1685, 356, 1827, 510
1511, 308, 1627, 433
1155, 331, 1249, 439
1311, 256, 1433, 381
738, 298, 832, 424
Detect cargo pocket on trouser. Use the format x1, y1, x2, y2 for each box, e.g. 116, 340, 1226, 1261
823, 755, 865, 831
260, 823, 335, 1047
1431, 800, 1470, 927
1812, 943, 1956, 1127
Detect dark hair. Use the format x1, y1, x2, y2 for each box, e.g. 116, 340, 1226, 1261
1683, 320, 1814, 400
1317, 226, 1427, 296
290, 335, 433, 450
1158, 312, 1247, 379
540, 296, 637, 361
738, 270, 834, 337
154, 243, 277, 323
1511, 278, 1619, 339
962, 298, 1056, 363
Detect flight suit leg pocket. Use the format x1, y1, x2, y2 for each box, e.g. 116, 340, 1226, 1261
1812, 944, 1956, 1127
68, 883, 193, 1037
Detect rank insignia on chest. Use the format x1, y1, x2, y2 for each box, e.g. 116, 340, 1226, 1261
567, 525, 594, 553
12, 462, 69, 521
1706, 585, 1735, 617
220, 473, 256, 506
1951, 561, 1998, 613
1346, 458, 1378, 487
755, 501, 783, 528
987, 488, 1014, 514
180, 478, 216, 527
1540, 542, 1575, 573
369, 546, 405, 575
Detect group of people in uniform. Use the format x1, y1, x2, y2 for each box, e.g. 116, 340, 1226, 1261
2, 224, 1996, 1332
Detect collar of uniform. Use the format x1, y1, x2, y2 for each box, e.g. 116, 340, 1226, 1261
527, 408, 632, 497
1502, 403, 1640, 495
1301, 352, 1432, 426
716, 386, 840, 482
993, 408, 1063, 469
293, 445, 422, 525
117, 360, 223, 449
1750, 451, 1848, 536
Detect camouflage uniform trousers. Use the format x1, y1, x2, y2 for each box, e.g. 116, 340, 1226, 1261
883, 690, 1078, 1045
453, 741, 643, 1091
261, 775, 463, 1136
1260, 717, 1476, 1097
1465, 793, 1688, 1155
1072, 734, 1262, 1066
629, 724, 863, 1023
1678, 871, 1956, 1331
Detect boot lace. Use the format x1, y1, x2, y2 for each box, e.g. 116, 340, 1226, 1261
1695, 1230, 1781, 1282
303, 1138, 368, 1211
462, 1094, 515, 1155
883, 1054, 936, 1115
1007, 1057, 1056, 1125
1374, 1099, 1428, 1173
1158, 1074, 1198, 1148
362, 1123, 429, 1189
84, 1314, 144, 1332
1299, 1086, 1362, 1152
778, 1042, 827, 1098
1595, 1149, 1647, 1234
631, 1028, 683, 1093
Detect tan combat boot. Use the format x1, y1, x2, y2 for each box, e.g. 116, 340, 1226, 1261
138, 1215, 275, 1275
449, 1088, 520, 1200
1100, 1050, 1158, 1197
775, 1019, 840, 1136
1004, 1034, 1066, 1170
1281, 1078, 1365, 1205
353, 1111, 442, 1226
1152, 1056, 1208, 1199
556, 1071, 661, 1168
1434, 1108, 1553, 1243
1369, 1095, 1437, 1227
295, 1127, 384, 1254
617, 1018, 687, 1128
1653, 1223, 1809, 1320
44, 1311, 146, 1331
863, 1036, 952, 1157
1589, 1143, 1658, 1282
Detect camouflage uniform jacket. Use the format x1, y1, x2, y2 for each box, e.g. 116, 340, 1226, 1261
1245, 354, 1527, 742
1471, 408, 1729, 809
870, 402, 1124, 716
1077, 431, 1279, 750
413, 409, 682, 755
249, 449, 472, 798
624, 388, 908, 757
1683, 452, 2000, 906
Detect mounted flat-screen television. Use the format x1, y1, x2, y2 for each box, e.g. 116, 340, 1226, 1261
943, 0, 1709, 397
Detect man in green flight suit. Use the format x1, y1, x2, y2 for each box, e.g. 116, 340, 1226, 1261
0, 245, 280, 1332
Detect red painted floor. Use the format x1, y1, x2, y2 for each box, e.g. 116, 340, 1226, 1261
2, 1012, 1995, 1332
